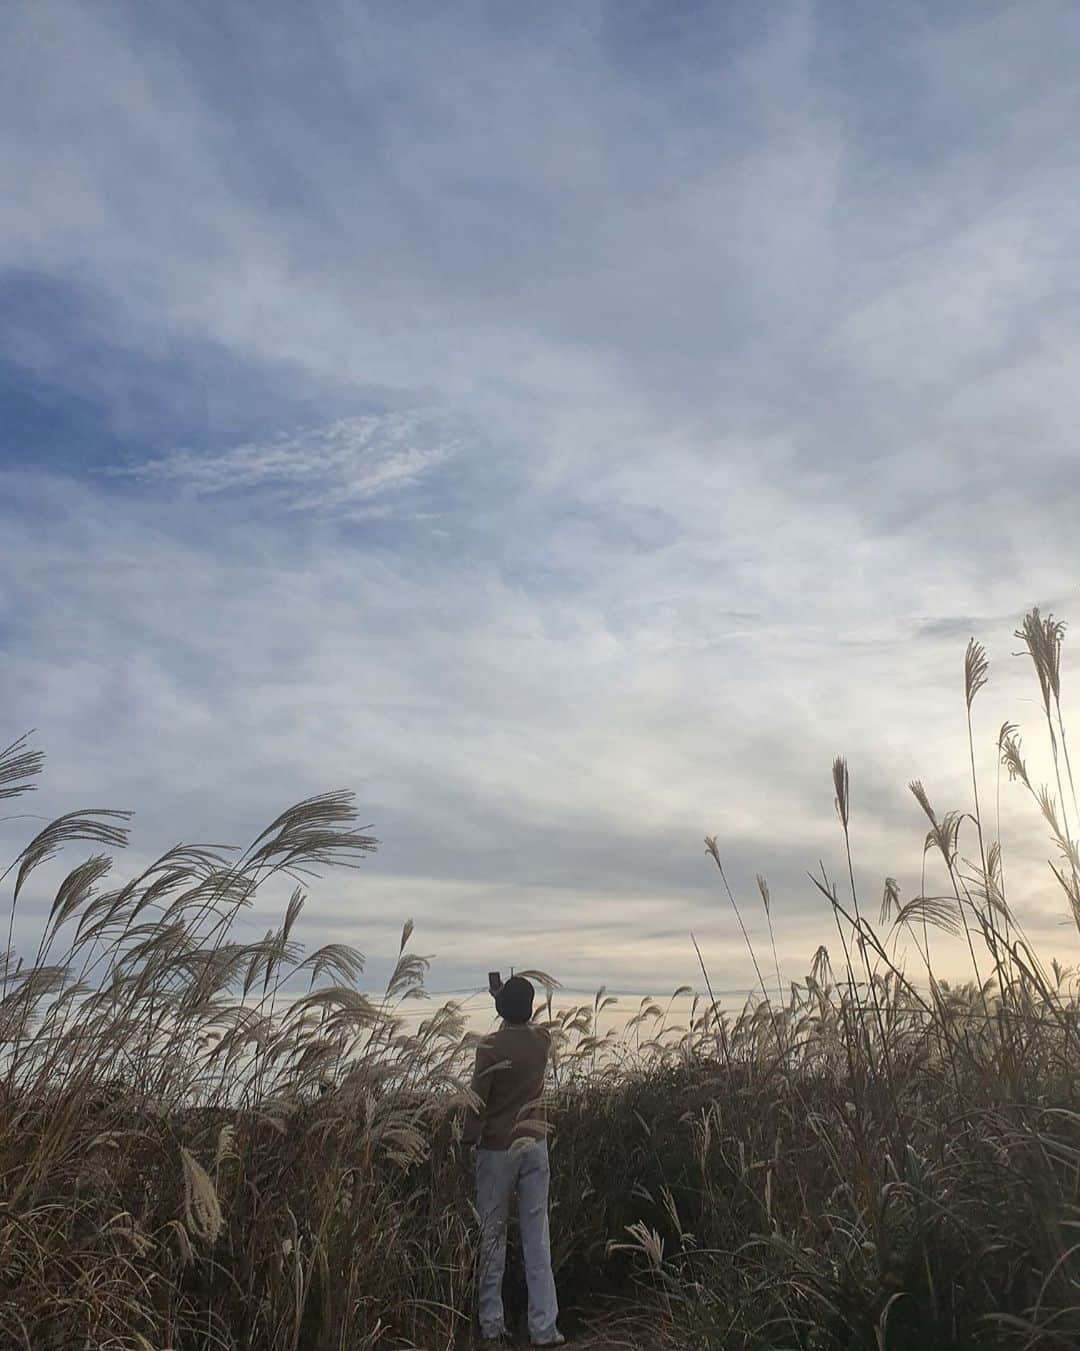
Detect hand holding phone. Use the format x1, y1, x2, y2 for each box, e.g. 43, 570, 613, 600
488, 971, 502, 995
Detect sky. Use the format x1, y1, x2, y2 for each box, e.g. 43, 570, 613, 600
3, 0, 1080, 1003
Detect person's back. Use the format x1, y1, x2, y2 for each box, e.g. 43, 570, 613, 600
471, 1021, 550, 1150
465, 975, 563, 1347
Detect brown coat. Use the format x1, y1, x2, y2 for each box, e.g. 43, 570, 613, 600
464, 1022, 551, 1150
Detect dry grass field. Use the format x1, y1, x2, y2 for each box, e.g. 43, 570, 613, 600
3, 609, 1080, 1349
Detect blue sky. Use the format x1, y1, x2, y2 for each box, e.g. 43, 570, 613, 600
3, 0, 1080, 997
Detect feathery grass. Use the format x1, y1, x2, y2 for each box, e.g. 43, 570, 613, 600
3, 608, 1080, 1348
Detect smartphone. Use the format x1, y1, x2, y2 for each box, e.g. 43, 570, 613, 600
488, 971, 502, 995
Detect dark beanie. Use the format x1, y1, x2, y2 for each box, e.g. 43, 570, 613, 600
495, 975, 535, 1024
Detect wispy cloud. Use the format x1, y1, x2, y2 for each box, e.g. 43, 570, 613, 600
118, 410, 460, 514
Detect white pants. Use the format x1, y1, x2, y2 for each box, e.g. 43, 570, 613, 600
476, 1139, 560, 1343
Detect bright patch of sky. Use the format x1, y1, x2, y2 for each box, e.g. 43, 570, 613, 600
3, 0, 1080, 1001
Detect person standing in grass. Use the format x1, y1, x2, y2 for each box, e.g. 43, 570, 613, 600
464, 974, 564, 1348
